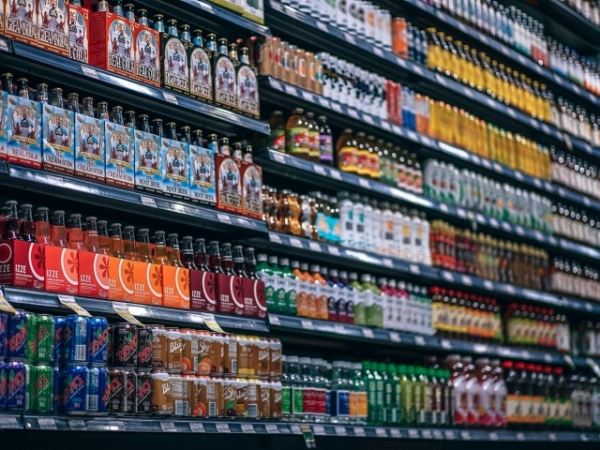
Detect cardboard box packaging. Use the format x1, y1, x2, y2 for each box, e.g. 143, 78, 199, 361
5, 0, 37, 45
215, 273, 244, 315
36, 0, 69, 57
45, 246, 78, 294
74, 112, 105, 182
6, 94, 42, 169
0, 91, 9, 160
242, 278, 266, 318
188, 142, 216, 206
237, 64, 259, 118
105, 121, 134, 189
215, 154, 242, 214
134, 128, 161, 194
134, 22, 160, 87
0, 240, 45, 290
89, 12, 135, 78
240, 161, 262, 219
78, 250, 109, 299
161, 31, 189, 95
162, 265, 190, 310
161, 137, 189, 200
132, 261, 162, 306
68, 3, 89, 63
189, 269, 217, 312
189, 44, 213, 103
42, 103, 75, 175
108, 255, 134, 302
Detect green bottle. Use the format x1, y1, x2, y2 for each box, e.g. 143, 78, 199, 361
380, 362, 393, 424
418, 367, 433, 426
256, 254, 276, 312
353, 363, 368, 425
268, 256, 287, 313
372, 362, 384, 425
279, 258, 298, 315
363, 361, 376, 424
388, 363, 402, 425
362, 274, 383, 328
428, 367, 439, 427
399, 364, 415, 425
436, 369, 450, 427
409, 366, 422, 427
352, 273, 367, 325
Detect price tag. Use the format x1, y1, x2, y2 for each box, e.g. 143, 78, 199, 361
504, 285, 516, 294
390, 332, 401, 342
217, 213, 232, 224
586, 303, 594, 312
580, 433, 589, 442
414, 336, 426, 346
241, 424, 255, 433
0, 288, 17, 314
0, 416, 19, 429
544, 354, 554, 363
563, 133, 573, 151
439, 204, 449, 213
59, 295, 92, 317
82, 66, 99, 79
333, 324, 346, 334
38, 418, 57, 430
456, 208, 467, 219
549, 433, 557, 441
408, 429, 419, 438
514, 171, 524, 181
501, 222, 512, 232
489, 432, 499, 441
483, 280, 494, 290
317, 96, 330, 108
347, 109, 359, 119
445, 430, 456, 439
309, 242, 321, 252
301, 319, 315, 330
216, 423, 231, 433
422, 430, 433, 439
335, 426, 347, 436
461, 275, 473, 286
375, 428, 387, 437
315, 21, 328, 32
266, 424, 280, 434
269, 315, 281, 326
362, 328, 375, 339
481, 159, 492, 169
313, 165, 327, 176
330, 170, 343, 180
162, 92, 178, 105
441, 271, 455, 282
330, 102, 343, 114
201, 313, 225, 333
271, 152, 286, 164
354, 427, 366, 436
290, 425, 302, 435
270, 233, 282, 244
290, 238, 303, 249
461, 431, 471, 440
380, 120, 391, 131
489, 218, 499, 228
433, 430, 444, 439
585, 358, 600, 378
113, 303, 144, 327
69, 420, 86, 431
140, 195, 157, 207
160, 422, 177, 432
409, 264, 420, 275
583, 196, 592, 207
373, 47, 384, 58
516, 432, 525, 441
413, 66, 424, 76
382, 258, 393, 268
344, 33, 356, 45
284, 84, 297, 96
312, 426, 325, 435
189, 423, 205, 433
441, 339, 452, 349
515, 226, 525, 236
390, 428, 402, 438
358, 178, 370, 189
363, 114, 374, 125
328, 246, 341, 256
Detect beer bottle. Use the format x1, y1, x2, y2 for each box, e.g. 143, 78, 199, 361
50, 210, 68, 248
167, 233, 184, 268
219, 137, 231, 156
112, 106, 124, 125
109, 223, 126, 259
67, 214, 85, 250
34, 207, 52, 245
36, 83, 49, 103
153, 231, 169, 265
17, 78, 29, 99
243, 145, 253, 163
97, 101, 110, 121
194, 238, 210, 271
97, 220, 111, 255
220, 243, 236, 276
233, 245, 247, 277
124, 110, 136, 128
166, 122, 178, 140
232, 141, 243, 160
17, 204, 36, 243
82, 97, 95, 117
244, 247, 258, 280
68, 93, 80, 113
138, 114, 150, 133
208, 240, 224, 273
84, 216, 100, 253
51, 88, 64, 108
136, 228, 154, 263
0, 72, 13, 95
180, 236, 197, 269
152, 118, 164, 137
180, 126, 191, 143
123, 226, 139, 261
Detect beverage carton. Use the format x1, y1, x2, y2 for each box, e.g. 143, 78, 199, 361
215, 154, 242, 214
134, 22, 160, 87
108, 256, 134, 302
162, 265, 190, 309
74, 112, 105, 182
132, 261, 162, 306
0, 240, 45, 290
0, 90, 9, 160
134, 128, 161, 194
5, 0, 37, 45
237, 64, 259, 118
161, 137, 189, 200
67, 2, 89, 63
41, 102, 75, 175
215, 273, 244, 315
6, 94, 42, 168
44, 245, 78, 294
242, 0, 264, 24
89, 12, 135, 78
240, 161, 262, 219
161, 29, 189, 95
189, 269, 217, 312
77, 250, 109, 299
36, 0, 69, 57
188, 142, 216, 206
105, 120, 134, 189
189, 42, 213, 103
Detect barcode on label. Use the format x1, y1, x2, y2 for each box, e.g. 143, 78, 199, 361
209, 401, 217, 416
174, 400, 185, 416
247, 403, 258, 418
232, 359, 238, 374
88, 394, 98, 411
76, 345, 86, 361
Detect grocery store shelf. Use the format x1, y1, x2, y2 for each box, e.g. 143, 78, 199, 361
2, 286, 269, 332
0, 413, 597, 442
0, 163, 267, 235
0, 37, 270, 137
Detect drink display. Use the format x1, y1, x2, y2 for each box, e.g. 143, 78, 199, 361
551, 148, 600, 198
552, 202, 600, 246
549, 257, 600, 301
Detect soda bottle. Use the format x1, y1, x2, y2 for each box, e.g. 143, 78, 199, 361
208, 241, 224, 273
477, 358, 495, 428
67, 214, 85, 250
167, 233, 184, 267
463, 357, 479, 428
123, 226, 139, 261
279, 258, 298, 316
270, 257, 286, 313
446, 354, 467, 426
180, 236, 197, 269
153, 231, 169, 265
409, 366, 423, 427
256, 254, 275, 312
310, 265, 328, 321
244, 247, 258, 279
287, 356, 303, 422
291, 260, 308, 317
17, 204, 36, 242
428, 367, 440, 427
109, 223, 126, 259
232, 245, 247, 277
220, 243, 235, 275
398, 364, 415, 425
281, 356, 291, 421
493, 360, 508, 429
34, 207, 52, 245
418, 366, 433, 426
136, 228, 153, 263
193, 238, 209, 271
97, 220, 110, 255
380, 362, 394, 425
50, 210, 68, 248
84, 217, 100, 253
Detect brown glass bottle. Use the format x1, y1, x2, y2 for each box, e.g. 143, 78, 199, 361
153, 231, 170, 265
109, 223, 126, 259
34, 207, 52, 245
137, 228, 154, 263
123, 226, 139, 261
208, 240, 224, 273
68, 214, 85, 250
51, 210, 68, 248
233, 245, 247, 277
194, 238, 210, 271
180, 236, 197, 269
167, 233, 184, 268
220, 243, 235, 276
244, 247, 258, 280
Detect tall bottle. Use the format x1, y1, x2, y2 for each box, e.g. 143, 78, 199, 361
220, 243, 235, 275
109, 223, 126, 259
167, 233, 184, 267
51, 210, 68, 248
153, 231, 169, 265
208, 241, 224, 273
67, 214, 85, 250
34, 207, 52, 245
194, 238, 210, 271
180, 236, 197, 269
97, 220, 110, 255
17, 204, 36, 243
123, 226, 139, 261
399, 364, 416, 425
137, 228, 154, 263
84, 217, 100, 253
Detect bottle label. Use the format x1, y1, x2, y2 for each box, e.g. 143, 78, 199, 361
292, 387, 304, 414
308, 130, 320, 159
454, 377, 468, 425
275, 275, 287, 313
285, 277, 298, 315
316, 212, 330, 241
270, 129, 285, 152
402, 383, 414, 424
357, 391, 368, 418
478, 379, 496, 426
319, 135, 333, 163
337, 146, 358, 172
506, 394, 522, 424
335, 390, 350, 417
286, 127, 309, 155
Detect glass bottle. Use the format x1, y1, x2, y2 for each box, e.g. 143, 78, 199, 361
233, 245, 247, 277
16, 204, 35, 242
194, 238, 210, 272
208, 241, 224, 273
305, 112, 320, 164
317, 116, 333, 166
50, 210, 68, 248
123, 226, 139, 261
67, 214, 85, 250
109, 223, 126, 259
167, 233, 184, 268
336, 128, 358, 173
153, 231, 169, 265
82, 217, 99, 253
285, 108, 309, 159
180, 236, 197, 270
34, 207, 52, 245
220, 243, 235, 275
244, 247, 259, 280
136, 228, 154, 263
97, 220, 110, 255
269, 111, 286, 152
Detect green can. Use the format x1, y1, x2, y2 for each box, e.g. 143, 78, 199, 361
31, 364, 54, 412
24, 313, 38, 362
34, 314, 55, 362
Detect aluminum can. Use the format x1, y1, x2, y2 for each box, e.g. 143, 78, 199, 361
87, 365, 108, 414
34, 314, 55, 362
88, 316, 108, 365
7, 359, 30, 410
31, 363, 53, 412
64, 315, 89, 363
8, 309, 28, 360
63, 364, 89, 414
53, 316, 67, 363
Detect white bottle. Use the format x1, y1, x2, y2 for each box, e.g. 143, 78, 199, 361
392, 204, 404, 258
351, 194, 364, 249
423, 159, 440, 201
422, 286, 433, 336
378, 277, 392, 330
409, 209, 422, 263
338, 191, 354, 248
379, 201, 393, 255
399, 206, 412, 260
419, 212, 432, 266
370, 200, 382, 253
396, 281, 408, 331
361, 196, 373, 250
437, 161, 448, 202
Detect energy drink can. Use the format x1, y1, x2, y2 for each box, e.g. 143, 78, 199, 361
64, 315, 89, 363
53, 316, 67, 363
63, 364, 89, 414
88, 316, 109, 365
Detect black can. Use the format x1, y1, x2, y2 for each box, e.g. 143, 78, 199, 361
112, 322, 138, 368
106, 326, 113, 366
107, 369, 127, 414
125, 370, 138, 414
136, 370, 153, 414
137, 326, 153, 370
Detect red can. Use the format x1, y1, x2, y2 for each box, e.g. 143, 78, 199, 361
125, 370, 137, 414
136, 371, 153, 414
112, 322, 138, 368
107, 369, 126, 413
137, 326, 153, 370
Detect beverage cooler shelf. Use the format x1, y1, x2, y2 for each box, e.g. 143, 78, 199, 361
0, 412, 597, 442
0, 37, 270, 137
1, 286, 269, 333
260, 78, 600, 215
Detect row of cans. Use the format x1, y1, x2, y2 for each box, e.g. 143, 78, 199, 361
0, 311, 109, 365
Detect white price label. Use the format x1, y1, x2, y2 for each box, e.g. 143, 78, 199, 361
317, 96, 330, 108
390, 429, 402, 438
300, 90, 314, 102
290, 425, 302, 435
515, 226, 525, 235
516, 432, 525, 441
504, 285, 516, 294
413, 66, 424, 76
216, 423, 231, 433
266, 424, 280, 434
441, 339, 452, 349
456, 208, 467, 219
433, 430, 444, 439
241, 424, 255, 433
363, 114, 374, 125
445, 431, 456, 439
59, 295, 92, 317
375, 428, 387, 437
301, 319, 315, 330
362, 328, 375, 339
354, 427, 366, 436
481, 159, 492, 169
160, 422, 177, 432
82, 66, 99, 79
313, 165, 327, 176
271, 152, 286, 164
38, 418, 57, 430
200, 313, 225, 333
409, 264, 420, 275
580, 433, 589, 441
270, 233, 282, 244
162, 92, 178, 105
501, 222, 511, 232
439, 203, 449, 213
461, 276, 473, 286
483, 280, 494, 290
69, 420, 86, 431
373, 47, 384, 58
328, 246, 341, 256
333, 324, 346, 334
514, 171, 524, 181
269, 315, 281, 326
422, 430, 433, 439
140, 195, 157, 207
544, 354, 553, 363
315, 21, 328, 33
390, 332, 401, 342
284, 84, 297, 96
549, 433, 557, 441
330, 170, 343, 180
474, 344, 488, 353
0, 288, 17, 314
335, 426, 347, 436
313, 426, 325, 435
217, 213, 232, 224
489, 432, 499, 441
358, 178, 370, 189
331, 102, 342, 113
380, 120, 391, 131
290, 238, 303, 249
309, 242, 321, 252
344, 33, 356, 45
408, 429, 419, 438
414, 336, 426, 346
441, 271, 455, 282
507, 108, 516, 118
382, 258, 393, 268
461, 431, 471, 440
189, 423, 205, 433
0, 39, 9, 53
586, 303, 594, 311
113, 303, 144, 327
347, 109, 359, 119
489, 218, 499, 228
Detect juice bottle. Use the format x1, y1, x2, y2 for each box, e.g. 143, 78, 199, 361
153, 231, 169, 265
317, 115, 333, 167
436, 368, 451, 427
268, 111, 285, 152
418, 366, 433, 426
97, 220, 110, 255
208, 241, 224, 273
352, 273, 366, 326
336, 128, 358, 174
337, 271, 352, 324
109, 223, 126, 259
137, 229, 154, 263
83, 216, 100, 253
477, 358, 495, 428
310, 265, 329, 321
463, 357, 479, 427
166, 234, 184, 267
492, 360, 507, 429
50, 210, 68, 248
399, 364, 415, 425
291, 260, 308, 317
17, 204, 36, 242
505, 361, 525, 429
409, 366, 422, 427
353, 363, 368, 425
362, 362, 375, 425
389, 364, 402, 425
122, 226, 139, 261
269, 256, 286, 313
181, 236, 197, 269
279, 258, 298, 316
194, 238, 210, 271
429, 367, 440, 427
220, 243, 235, 275
256, 254, 276, 313
285, 108, 309, 159
364, 274, 383, 328
34, 207, 52, 245
305, 112, 320, 164
327, 269, 344, 323
446, 354, 467, 427
301, 263, 317, 318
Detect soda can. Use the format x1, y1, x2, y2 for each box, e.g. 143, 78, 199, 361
125, 370, 137, 413
8, 310, 28, 360
64, 315, 89, 363
137, 326, 153, 370
88, 316, 109, 365
24, 312, 37, 362
7, 359, 30, 410
106, 326, 113, 366
31, 363, 53, 412
0, 312, 9, 358
136, 370, 152, 414
87, 366, 108, 415
112, 322, 138, 368
34, 314, 55, 362
53, 316, 67, 363
62, 364, 89, 414
53, 365, 63, 413
0, 360, 7, 409
107, 368, 127, 413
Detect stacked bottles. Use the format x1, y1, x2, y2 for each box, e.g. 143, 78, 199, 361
553, 97, 597, 144
553, 203, 600, 245
424, 160, 553, 234
551, 148, 600, 198
571, 319, 600, 358
549, 257, 600, 301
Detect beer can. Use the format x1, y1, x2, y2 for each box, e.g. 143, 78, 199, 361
0, 312, 9, 359
8, 310, 28, 360
137, 326, 153, 370
87, 366, 108, 415
125, 370, 137, 414
7, 359, 30, 410
24, 312, 37, 362
62, 364, 88, 414
107, 368, 127, 414
64, 315, 89, 363
88, 316, 109, 365
180, 329, 197, 374
136, 370, 152, 414
0, 360, 7, 409
112, 322, 138, 368
151, 369, 173, 414
31, 363, 53, 412
166, 327, 182, 374
53, 365, 63, 413
53, 316, 66, 363
34, 314, 55, 362
150, 324, 167, 369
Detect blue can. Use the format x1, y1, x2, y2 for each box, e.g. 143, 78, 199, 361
88, 317, 108, 365
0, 360, 7, 409
53, 316, 67, 363
0, 312, 8, 358
64, 315, 89, 363
6, 359, 30, 410
8, 309, 28, 359
87, 365, 108, 414
62, 364, 88, 414
53, 365, 63, 413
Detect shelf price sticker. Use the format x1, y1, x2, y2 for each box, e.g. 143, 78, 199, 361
140, 195, 157, 208
301, 319, 314, 330
265, 424, 280, 434
162, 92, 179, 105
269, 315, 281, 326
81, 66, 99, 80
59, 295, 92, 317
0, 288, 17, 314
335, 426, 347, 436
409, 264, 420, 275
516, 432, 526, 441
441, 339, 452, 350
362, 328, 375, 339
313, 165, 327, 176
353, 427, 366, 436
38, 418, 57, 430
217, 213, 232, 224
375, 428, 387, 437
216, 423, 231, 433
489, 432, 499, 441
408, 429, 419, 438
160, 422, 177, 432
390, 429, 401, 438
389, 332, 401, 342
113, 303, 144, 327
201, 313, 225, 333
68, 420, 87, 431
460, 431, 471, 440
241, 424, 255, 433
301, 425, 317, 449
586, 358, 600, 378
189, 422, 205, 433
414, 336, 426, 346
315, 21, 328, 33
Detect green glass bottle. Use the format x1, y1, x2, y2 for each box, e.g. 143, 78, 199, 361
400, 364, 415, 425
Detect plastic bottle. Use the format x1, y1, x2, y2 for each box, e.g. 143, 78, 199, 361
492, 360, 508, 429
409, 366, 422, 427
286, 108, 309, 159
361, 196, 372, 250
446, 355, 467, 427
271, 256, 287, 313
291, 260, 308, 317
317, 116, 333, 166
280, 258, 298, 316
331, 361, 350, 424
287, 356, 303, 422
418, 366, 433, 426
369, 200, 381, 253
256, 254, 275, 312
281, 356, 291, 421
310, 264, 329, 320
338, 191, 354, 248
379, 202, 394, 254
301, 262, 318, 318
437, 368, 451, 427
477, 358, 495, 428
350, 194, 364, 249
353, 363, 368, 425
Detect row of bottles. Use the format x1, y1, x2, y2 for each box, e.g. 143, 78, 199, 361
552, 203, 600, 247
551, 148, 600, 199
549, 257, 600, 301
572, 319, 600, 358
